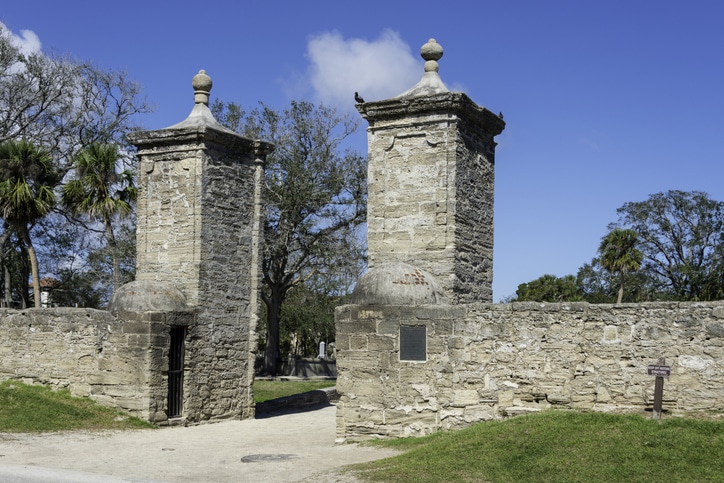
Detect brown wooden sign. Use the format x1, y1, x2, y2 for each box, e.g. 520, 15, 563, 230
648, 358, 669, 420
647, 364, 671, 377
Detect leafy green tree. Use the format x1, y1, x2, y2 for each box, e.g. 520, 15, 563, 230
84, 220, 136, 305
515, 274, 584, 302
576, 260, 666, 304
213, 100, 367, 374
62, 142, 137, 292
0, 26, 148, 306
0, 140, 61, 307
45, 268, 103, 308
575, 261, 616, 303
0, 26, 151, 171
614, 190, 724, 300
598, 228, 643, 304
278, 282, 341, 358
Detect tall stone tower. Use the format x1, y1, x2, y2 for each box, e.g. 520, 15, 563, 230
356, 39, 505, 303
128, 71, 272, 421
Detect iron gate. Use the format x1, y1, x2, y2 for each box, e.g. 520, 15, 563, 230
168, 326, 185, 418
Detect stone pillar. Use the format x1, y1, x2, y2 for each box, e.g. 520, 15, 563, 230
128, 70, 272, 421
356, 39, 505, 303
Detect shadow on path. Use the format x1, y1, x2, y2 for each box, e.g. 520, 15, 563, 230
255, 386, 339, 419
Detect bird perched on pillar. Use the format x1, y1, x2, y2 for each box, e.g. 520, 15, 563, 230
354, 92, 365, 103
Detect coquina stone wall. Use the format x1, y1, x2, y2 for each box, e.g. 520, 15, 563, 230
0, 307, 191, 422
130, 127, 266, 422
358, 39, 504, 304
335, 301, 724, 441
0, 71, 268, 425
126, 70, 270, 423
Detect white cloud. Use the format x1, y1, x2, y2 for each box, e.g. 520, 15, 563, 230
0, 21, 42, 56
305, 30, 422, 109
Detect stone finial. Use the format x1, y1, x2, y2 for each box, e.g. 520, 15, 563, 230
394, 38, 449, 98
421, 38, 444, 73
192, 69, 212, 106
160, 68, 241, 133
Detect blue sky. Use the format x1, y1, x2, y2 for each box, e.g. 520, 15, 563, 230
2, 1, 723, 301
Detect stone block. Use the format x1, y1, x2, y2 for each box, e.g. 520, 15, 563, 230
447, 336, 465, 350
452, 389, 480, 406
384, 406, 438, 426
335, 336, 350, 351
462, 404, 497, 423
706, 323, 724, 338
368, 335, 395, 351
378, 318, 401, 336
349, 335, 368, 350
337, 318, 377, 336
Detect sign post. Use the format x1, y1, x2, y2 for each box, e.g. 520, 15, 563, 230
647, 358, 671, 420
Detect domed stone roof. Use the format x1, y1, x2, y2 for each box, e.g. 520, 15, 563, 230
109, 280, 189, 314
351, 262, 447, 305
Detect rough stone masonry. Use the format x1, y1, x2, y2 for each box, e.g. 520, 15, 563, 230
126, 70, 272, 422
335, 39, 724, 441
358, 38, 504, 304
1, 71, 272, 425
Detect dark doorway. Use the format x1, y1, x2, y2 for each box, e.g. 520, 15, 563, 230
168, 326, 186, 418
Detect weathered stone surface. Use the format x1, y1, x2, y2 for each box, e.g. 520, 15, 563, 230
358, 91, 503, 304
351, 262, 447, 305
126, 74, 270, 424
339, 55, 724, 443
0, 308, 169, 421
335, 301, 724, 441
109, 281, 188, 314
0, 72, 269, 426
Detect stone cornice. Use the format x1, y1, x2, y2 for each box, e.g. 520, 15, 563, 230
356, 92, 505, 136
127, 126, 274, 159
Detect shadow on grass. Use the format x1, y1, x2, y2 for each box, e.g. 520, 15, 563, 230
255, 387, 338, 419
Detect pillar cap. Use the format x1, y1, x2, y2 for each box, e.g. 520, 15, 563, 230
396, 38, 449, 98
161, 69, 236, 133
126, 70, 275, 159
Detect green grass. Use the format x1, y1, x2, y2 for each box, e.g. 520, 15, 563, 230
0, 379, 336, 431
253, 378, 336, 403
351, 411, 724, 483
0, 380, 154, 432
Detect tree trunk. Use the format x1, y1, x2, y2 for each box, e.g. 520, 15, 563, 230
0, 230, 10, 307
105, 218, 121, 292
263, 288, 284, 375
617, 271, 625, 304
4, 266, 11, 307
19, 226, 41, 308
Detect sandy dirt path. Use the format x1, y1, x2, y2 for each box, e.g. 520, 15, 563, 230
0, 405, 396, 482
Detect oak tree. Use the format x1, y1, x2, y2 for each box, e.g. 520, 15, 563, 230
613, 190, 724, 300
213, 100, 366, 374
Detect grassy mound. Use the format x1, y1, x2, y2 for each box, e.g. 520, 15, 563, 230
353, 410, 724, 482
0, 380, 154, 432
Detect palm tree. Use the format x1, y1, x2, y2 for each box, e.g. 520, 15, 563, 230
0, 140, 61, 307
598, 228, 643, 304
62, 142, 137, 292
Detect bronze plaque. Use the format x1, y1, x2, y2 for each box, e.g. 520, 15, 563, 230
400, 325, 426, 361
